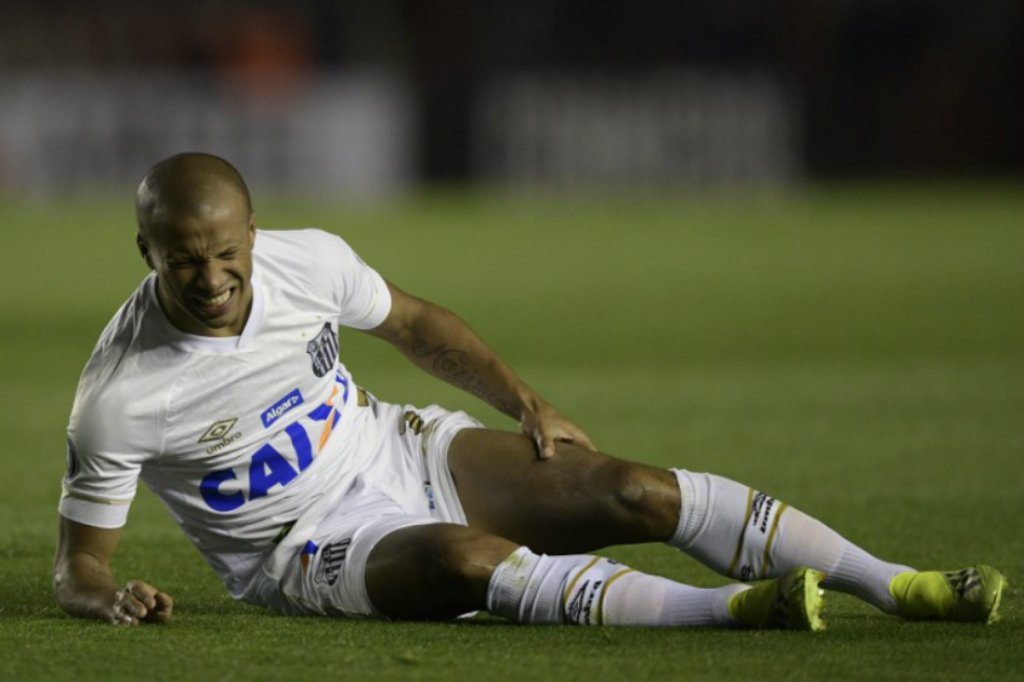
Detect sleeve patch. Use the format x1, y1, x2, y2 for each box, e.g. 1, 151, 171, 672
65, 436, 80, 482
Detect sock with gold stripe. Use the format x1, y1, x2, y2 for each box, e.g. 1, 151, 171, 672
486, 546, 743, 626
669, 469, 912, 613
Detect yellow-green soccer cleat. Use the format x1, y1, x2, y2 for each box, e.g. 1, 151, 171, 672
728, 567, 827, 631
889, 565, 1007, 624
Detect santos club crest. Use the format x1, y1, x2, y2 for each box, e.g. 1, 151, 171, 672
314, 539, 351, 586
306, 322, 339, 377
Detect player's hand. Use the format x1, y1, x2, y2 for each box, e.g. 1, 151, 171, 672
520, 399, 596, 460
111, 579, 174, 626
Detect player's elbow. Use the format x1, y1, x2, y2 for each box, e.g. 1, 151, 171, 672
52, 563, 76, 614
52, 536, 75, 602
52, 552, 80, 609
51, 551, 112, 620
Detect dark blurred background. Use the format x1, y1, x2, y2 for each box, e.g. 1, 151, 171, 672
0, 0, 1020, 196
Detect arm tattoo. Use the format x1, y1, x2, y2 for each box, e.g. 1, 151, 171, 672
411, 338, 518, 415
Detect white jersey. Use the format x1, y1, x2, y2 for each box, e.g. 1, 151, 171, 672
60, 229, 393, 598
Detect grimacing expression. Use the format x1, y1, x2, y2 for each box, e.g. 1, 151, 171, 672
138, 200, 256, 338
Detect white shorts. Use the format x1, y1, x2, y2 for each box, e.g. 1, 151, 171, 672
258, 399, 482, 618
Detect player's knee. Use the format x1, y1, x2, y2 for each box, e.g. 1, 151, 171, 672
599, 461, 677, 536
611, 464, 648, 508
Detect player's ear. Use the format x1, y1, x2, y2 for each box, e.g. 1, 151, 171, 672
137, 232, 155, 270
248, 213, 256, 245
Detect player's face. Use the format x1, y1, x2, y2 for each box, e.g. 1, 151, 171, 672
138, 195, 256, 337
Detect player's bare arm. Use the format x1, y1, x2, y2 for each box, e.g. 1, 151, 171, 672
366, 281, 596, 458
53, 517, 173, 625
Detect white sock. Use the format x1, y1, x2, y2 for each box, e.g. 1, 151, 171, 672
670, 469, 913, 612
486, 546, 744, 627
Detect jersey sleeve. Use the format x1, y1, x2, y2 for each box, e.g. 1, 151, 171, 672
59, 418, 143, 529
314, 230, 393, 330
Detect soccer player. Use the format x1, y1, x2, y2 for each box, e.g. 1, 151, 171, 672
53, 152, 1005, 629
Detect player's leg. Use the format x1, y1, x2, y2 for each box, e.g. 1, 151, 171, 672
363, 521, 824, 629
448, 429, 1005, 622
447, 430, 680, 552
671, 469, 1005, 623
364, 523, 513, 619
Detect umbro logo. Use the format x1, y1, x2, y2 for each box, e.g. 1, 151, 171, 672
567, 581, 588, 623
566, 579, 603, 625
199, 418, 238, 443
199, 418, 241, 454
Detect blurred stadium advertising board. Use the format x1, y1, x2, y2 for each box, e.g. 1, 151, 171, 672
474, 71, 800, 189
0, 72, 414, 197
0, 69, 799, 194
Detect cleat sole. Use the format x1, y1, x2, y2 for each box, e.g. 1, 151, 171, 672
975, 565, 1007, 625
794, 568, 827, 632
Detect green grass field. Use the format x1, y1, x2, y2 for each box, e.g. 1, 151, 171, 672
1, 184, 1022, 680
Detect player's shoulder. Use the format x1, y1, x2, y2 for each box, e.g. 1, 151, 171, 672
255, 227, 352, 259
253, 228, 366, 292
71, 277, 172, 442
87, 276, 156, 369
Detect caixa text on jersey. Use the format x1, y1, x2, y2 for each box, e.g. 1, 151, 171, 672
199, 376, 348, 512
